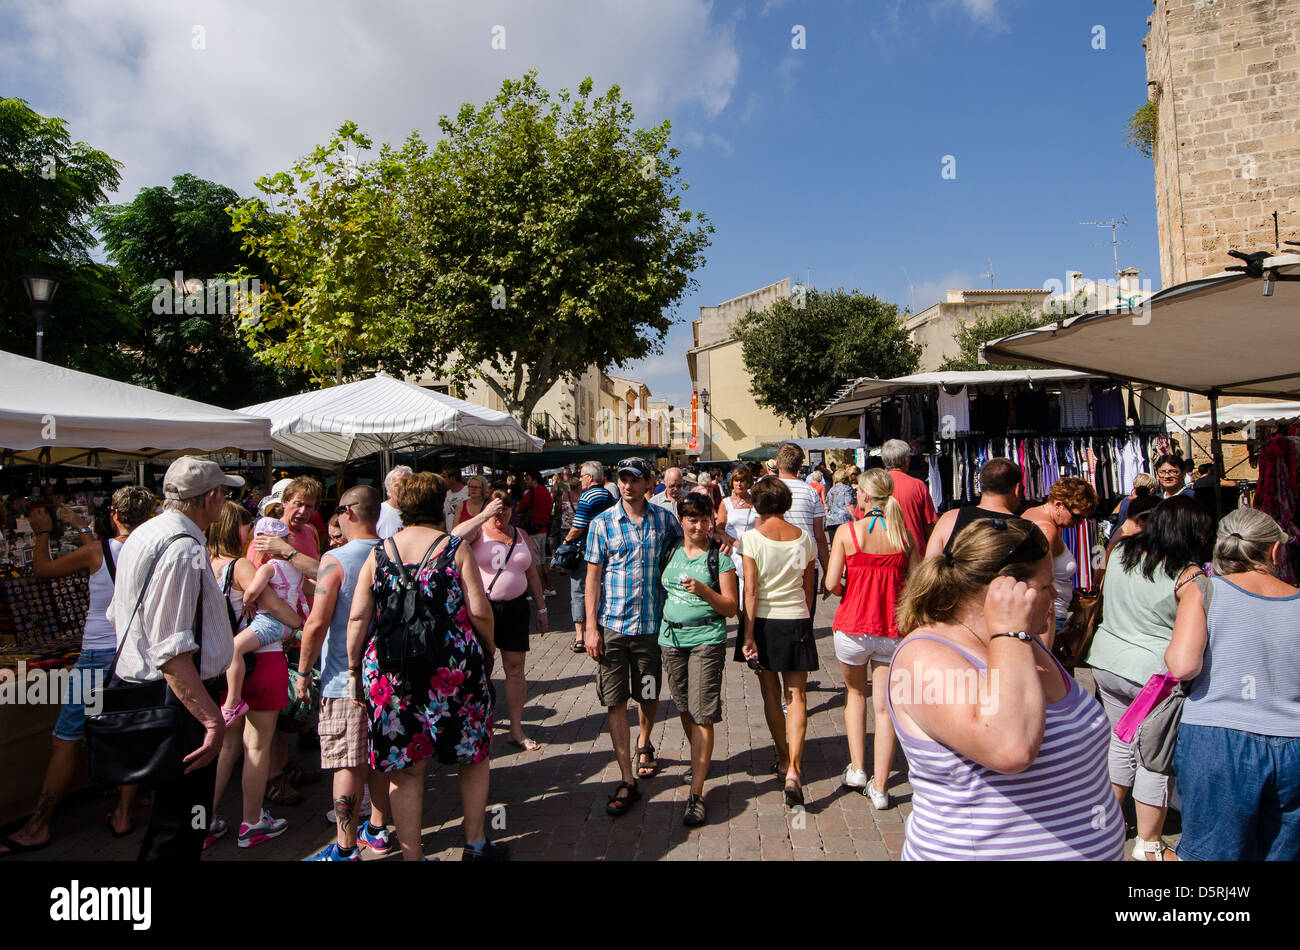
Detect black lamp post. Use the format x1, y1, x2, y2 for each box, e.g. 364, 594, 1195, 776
21, 274, 59, 361
699, 388, 710, 415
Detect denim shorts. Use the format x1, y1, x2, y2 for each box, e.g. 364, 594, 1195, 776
249, 611, 287, 648
570, 572, 586, 625
52, 647, 116, 741
1174, 723, 1300, 861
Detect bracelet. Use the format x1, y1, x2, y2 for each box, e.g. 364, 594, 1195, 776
537, 608, 548, 613
990, 631, 1034, 643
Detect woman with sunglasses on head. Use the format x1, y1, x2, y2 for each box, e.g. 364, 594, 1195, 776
715, 467, 757, 625
889, 518, 1124, 860
453, 475, 491, 527
1021, 477, 1099, 645
1085, 495, 1212, 861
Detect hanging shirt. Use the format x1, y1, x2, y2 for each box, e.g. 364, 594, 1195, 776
937, 385, 971, 435
1059, 381, 1091, 429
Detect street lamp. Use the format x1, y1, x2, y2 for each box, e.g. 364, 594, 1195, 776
699, 388, 710, 415
21, 274, 59, 361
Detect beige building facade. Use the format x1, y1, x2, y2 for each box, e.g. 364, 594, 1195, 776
1144, 0, 1300, 465
687, 279, 802, 461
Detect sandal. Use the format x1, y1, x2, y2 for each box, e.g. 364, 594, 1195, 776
605, 781, 641, 818
783, 779, 804, 807
0, 834, 49, 857
507, 737, 541, 752
571, 639, 586, 653
683, 794, 706, 827
635, 744, 657, 779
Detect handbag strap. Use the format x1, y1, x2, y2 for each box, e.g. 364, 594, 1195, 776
384, 534, 447, 591
486, 530, 520, 595
220, 559, 245, 633
100, 536, 117, 584
105, 533, 206, 685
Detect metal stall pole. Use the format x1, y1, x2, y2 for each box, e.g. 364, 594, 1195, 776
1208, 389, 1224, 526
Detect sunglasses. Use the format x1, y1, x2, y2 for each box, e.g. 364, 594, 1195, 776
988, 518, 1048, 569
334, 503, 355, 515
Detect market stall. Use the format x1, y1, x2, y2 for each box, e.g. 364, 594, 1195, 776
0, 349, 273, 821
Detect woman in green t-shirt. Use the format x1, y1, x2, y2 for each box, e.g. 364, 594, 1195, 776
659, 493, 738, 827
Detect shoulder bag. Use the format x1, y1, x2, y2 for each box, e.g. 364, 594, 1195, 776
1052, 587, 1103, 671
1134, 571, 1208, 775
85, 533, 208, 787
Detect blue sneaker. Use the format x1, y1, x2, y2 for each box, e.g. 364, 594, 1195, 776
357, 822, 394, 855
306, 842, 361, 862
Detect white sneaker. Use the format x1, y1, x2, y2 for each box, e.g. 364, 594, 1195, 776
325, 786, 372, 824
865, 777, 891, 810
1132, 835, 1168, 861
841, 765, 868, 789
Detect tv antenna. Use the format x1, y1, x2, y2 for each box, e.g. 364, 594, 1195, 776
1081, 217, 1129, 283
980, 259, 995, 289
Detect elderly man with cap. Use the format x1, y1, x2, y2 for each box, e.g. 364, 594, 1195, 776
584, 457, 682, 816
106, 456, 242, 860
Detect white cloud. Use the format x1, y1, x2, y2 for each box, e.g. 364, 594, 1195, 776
907, 272, 974, 312
933, 0, 1008, 31
681, 129, 733, 154
1, 0, 741, 202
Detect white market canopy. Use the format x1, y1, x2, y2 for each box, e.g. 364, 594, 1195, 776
816, 369, 1098, 419
1172, 401, 1300, 434
239, 372, 543, 465
791, 437, 863, 450
982, 253, 1300, 399
0, 349, 272, 466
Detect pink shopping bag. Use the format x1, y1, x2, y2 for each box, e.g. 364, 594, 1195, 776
1113, 672, 1179, 743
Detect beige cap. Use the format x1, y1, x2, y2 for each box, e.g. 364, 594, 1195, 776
162, 456, 245, 500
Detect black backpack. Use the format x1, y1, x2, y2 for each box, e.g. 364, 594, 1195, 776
657, 536, 720, 592
372, 535, 452, 678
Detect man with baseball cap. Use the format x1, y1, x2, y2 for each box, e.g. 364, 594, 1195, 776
107, 456, 242, 860
584, 457, 681, 817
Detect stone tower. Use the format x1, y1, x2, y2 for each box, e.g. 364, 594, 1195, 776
1145, 0, 1300, 286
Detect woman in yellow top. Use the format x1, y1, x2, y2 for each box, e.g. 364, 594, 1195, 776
738, 477, 817, 806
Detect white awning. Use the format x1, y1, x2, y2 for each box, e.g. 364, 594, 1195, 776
982, 253, 1300, 398
1171, 402, 1300, 434
816, 369, 1098, 419
239, 373, 543, 465
0, 349, 272, 465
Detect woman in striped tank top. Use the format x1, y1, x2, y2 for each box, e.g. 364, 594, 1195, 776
888, 518, 1124, 860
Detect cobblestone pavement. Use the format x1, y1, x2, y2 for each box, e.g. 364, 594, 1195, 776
6, 575, 1174, 861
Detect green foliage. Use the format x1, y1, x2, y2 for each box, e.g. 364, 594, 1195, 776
939, 300, 1057, 372
93, 174, 310, 408
1127, 99, 1158, 159
0, 97, 133, 374
231, 122, 415, 386
399, 72, 713, 420
735, 287, 920, 432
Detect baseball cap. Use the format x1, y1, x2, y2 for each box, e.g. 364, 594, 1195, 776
615, 457, 652, 479
162, 456, 244, 500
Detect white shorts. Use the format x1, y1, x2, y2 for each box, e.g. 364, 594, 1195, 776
833, 629, 900, 667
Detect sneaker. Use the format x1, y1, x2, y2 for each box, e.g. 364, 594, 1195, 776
238, 810, 288, 849
326, 787, 372, 824
461, 839, 510, 861
202, 816, 228, 851
305, 842, 361, 862
865, 777, 890, 810
265, 774, 305, 807
221, 701, 248, 725
841, 766, 868, 790
357, 821, 395, 855
682, 794, 706, 827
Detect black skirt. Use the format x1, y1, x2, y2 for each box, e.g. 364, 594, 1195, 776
733, 616, 818, 673
491, 595, 531, 653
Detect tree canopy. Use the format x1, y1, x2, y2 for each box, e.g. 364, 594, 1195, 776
0, 97, 132, 375
735, 287, 920, 433
938, 300, 1058, 371
94, 173, 309, 407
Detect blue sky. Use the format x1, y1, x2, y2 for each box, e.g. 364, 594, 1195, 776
1, 0, 1160, 407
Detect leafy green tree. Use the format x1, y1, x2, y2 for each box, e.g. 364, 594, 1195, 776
0, 97, 132, 375
93, 174, 309, 407
400, 72, 713, 420
939, 300, 1057, 371
231, 122, 414, 385
1126, 100, 1158, 159
735, 287, 920, 434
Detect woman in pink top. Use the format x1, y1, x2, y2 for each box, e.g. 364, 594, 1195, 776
470, 488, 547, 751
825, 469, 920, 808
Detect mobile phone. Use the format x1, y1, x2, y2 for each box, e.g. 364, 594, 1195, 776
746, 657, 764, 672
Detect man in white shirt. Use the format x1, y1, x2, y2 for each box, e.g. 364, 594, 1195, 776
376, 465, 411, 540
648, 467, 685, 520
441, 464, 469, 530
776, 443, 828, 586
106, 455, 241, 860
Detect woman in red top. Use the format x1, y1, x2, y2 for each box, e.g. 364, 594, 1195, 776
824, 468, 920, 809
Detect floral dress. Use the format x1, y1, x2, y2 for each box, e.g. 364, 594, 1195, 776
362, 535, 495, 771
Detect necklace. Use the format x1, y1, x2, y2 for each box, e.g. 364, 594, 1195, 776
954, 617, 987, 648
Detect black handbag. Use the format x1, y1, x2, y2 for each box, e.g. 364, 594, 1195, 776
85, 533, 208, 787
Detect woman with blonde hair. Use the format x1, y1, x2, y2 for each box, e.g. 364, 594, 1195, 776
825, 469, 921, 807
453, 475, 491, 526
888, 518, 1124, 859
1022, 477, 1099, 643
1165, 507, 1300, 860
